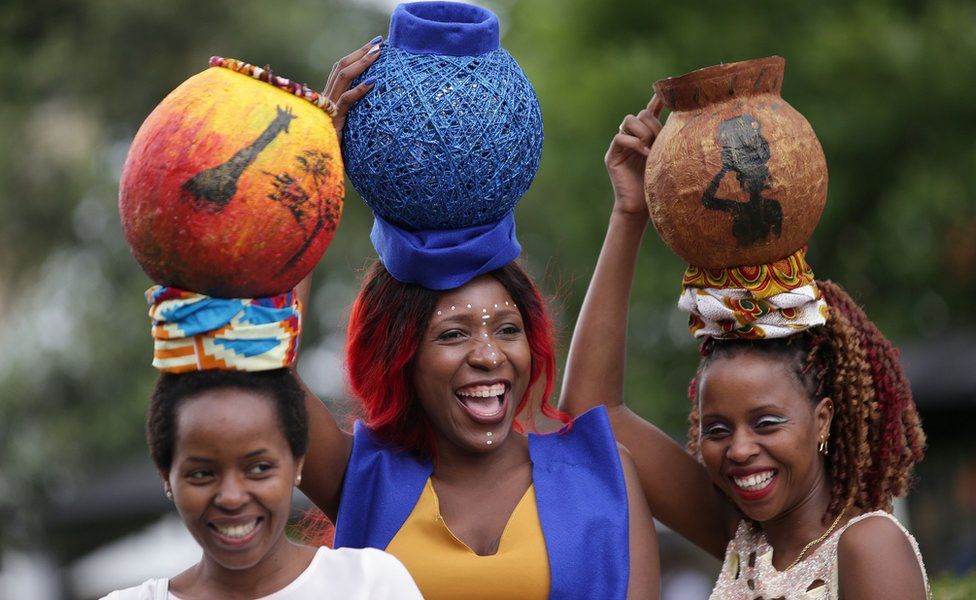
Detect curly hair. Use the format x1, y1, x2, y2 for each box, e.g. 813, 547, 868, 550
345, 260, 568, 457
147, 368, 308, 474
686, 280, 925, 523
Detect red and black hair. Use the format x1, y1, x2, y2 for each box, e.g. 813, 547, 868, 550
687, 280, 926, 523
345, 260, 568, 457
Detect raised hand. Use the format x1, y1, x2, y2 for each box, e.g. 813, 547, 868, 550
323, 36, 383, 137
605, 94, 664, 219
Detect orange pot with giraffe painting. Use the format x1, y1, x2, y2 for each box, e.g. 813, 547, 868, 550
644, 56, 827, 268
119, 57, 344, 298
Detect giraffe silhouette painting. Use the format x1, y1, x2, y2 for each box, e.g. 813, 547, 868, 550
700, 115, 783, 247
182, 106, 297, 212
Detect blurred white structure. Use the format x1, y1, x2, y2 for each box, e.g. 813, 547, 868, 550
0, 551, 60, 600
69, 515, 199, 599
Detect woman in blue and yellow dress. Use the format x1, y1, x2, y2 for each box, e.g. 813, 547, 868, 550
294, 3, 661, 598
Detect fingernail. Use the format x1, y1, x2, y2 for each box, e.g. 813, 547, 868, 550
363, 76, 377, 87
369, 35, 383, 45
367, 44, 381, 56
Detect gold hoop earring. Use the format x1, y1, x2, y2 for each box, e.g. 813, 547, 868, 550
818, 434, 829, 456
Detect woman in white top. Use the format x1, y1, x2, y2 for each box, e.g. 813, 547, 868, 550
103, 368, 422, 600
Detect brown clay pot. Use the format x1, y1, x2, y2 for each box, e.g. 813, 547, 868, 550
644, 56, 827, 268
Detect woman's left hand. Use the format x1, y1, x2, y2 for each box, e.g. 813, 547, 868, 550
605, 95, 664, 219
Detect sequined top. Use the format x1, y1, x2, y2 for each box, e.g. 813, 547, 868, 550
709, 510, 929, 599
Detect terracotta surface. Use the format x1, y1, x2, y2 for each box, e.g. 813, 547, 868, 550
644, 56, 827, 268
119, 66, 344, 297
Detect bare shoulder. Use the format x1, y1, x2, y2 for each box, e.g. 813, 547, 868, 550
837, 514, 927, 599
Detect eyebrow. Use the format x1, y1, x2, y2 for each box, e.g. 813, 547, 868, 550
432, 308, 520, 322
183, 448, 268, 463
184, 456, 214, 464
701, 404, 785, 421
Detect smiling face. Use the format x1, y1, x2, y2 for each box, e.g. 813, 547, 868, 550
698, 351, 832, 523
412, 275, 531, 455
164, 388, 303, 571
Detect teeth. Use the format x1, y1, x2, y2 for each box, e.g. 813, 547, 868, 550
733, 471, 775, 492
216, 520, 257, 539
457, 383, 506, 398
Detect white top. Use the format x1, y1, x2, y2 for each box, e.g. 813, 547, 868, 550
709, 510, 928, 599
101, 546, 423, 600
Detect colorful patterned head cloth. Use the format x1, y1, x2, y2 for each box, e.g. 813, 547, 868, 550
146, 286, 301, 373
678, 247, 828, 339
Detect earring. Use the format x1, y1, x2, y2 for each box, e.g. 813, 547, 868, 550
818, 434, 829, 456
164, 485, 173, 500
295, 473, 302, 486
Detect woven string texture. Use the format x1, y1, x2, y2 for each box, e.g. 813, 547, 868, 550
343, 46, 544, 230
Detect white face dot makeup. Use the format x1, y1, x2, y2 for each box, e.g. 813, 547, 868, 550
433, 298, 518, 356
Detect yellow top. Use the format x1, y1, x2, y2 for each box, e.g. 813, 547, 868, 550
385, 478, 550, 600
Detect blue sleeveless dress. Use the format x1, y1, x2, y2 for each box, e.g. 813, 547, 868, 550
333, 406, 630, 600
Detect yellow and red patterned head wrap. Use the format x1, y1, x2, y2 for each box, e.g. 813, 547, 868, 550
678, 247, 829, 339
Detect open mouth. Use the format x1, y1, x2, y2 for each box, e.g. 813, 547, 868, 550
208, 517, 263, 547
729, 470, 778, 501
455, 382, 508, 424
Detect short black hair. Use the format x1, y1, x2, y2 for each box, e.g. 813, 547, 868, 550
147, 368, 308, 474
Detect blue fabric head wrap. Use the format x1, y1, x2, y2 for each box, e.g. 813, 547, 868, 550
370, 211, 521, 290
388, 1, 499, 56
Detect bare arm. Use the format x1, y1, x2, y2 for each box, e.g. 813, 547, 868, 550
292, 41, 384, 521
620, 446, 660, 600
837, 516, 928, 599
292, 276, 353, 522
559, 96, 736, 559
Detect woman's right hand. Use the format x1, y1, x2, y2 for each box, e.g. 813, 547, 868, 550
605, 94, 664, 220
324, 37, 383, 137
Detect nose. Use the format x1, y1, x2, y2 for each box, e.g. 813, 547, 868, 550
727, 430, 760, 463
467, 336, 505, 370
214, 473, 249, 510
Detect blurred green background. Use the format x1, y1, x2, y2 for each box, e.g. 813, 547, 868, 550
1, 0, 974, 596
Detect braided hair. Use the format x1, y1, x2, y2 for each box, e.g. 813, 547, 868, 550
686, 280, 925, 523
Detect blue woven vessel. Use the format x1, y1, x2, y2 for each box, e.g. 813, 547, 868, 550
343, 1, 544, 230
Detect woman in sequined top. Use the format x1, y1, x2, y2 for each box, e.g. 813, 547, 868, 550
561, 94, 929, 598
